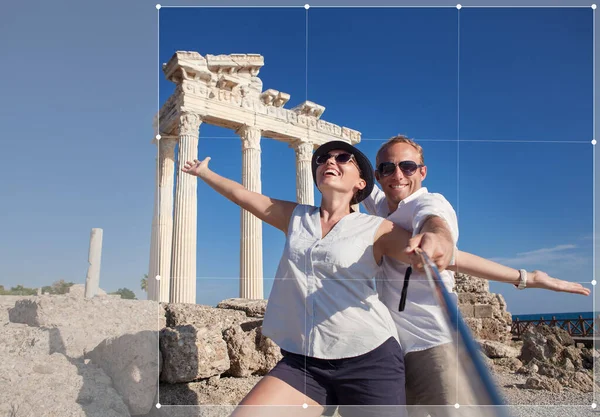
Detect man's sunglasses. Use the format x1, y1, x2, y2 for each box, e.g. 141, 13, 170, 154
377, 161, 424, 177
315, 152, 356, 166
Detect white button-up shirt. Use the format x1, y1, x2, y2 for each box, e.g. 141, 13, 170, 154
363, 186, 459, 353
262, 204, 400, 359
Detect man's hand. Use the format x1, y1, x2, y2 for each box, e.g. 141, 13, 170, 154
405, 216, 454, 271
182, 157, 211, 178
405, 232, 454, 271
527, 270, 591, 296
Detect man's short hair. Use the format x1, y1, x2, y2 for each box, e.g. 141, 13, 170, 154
376, 135, 425, 166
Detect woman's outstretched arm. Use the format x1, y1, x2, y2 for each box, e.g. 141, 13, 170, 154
450, 251, 590, 296
183, 157, 297, 233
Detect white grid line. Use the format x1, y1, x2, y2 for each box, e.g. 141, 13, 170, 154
160, 5, 301, 8
186, 135, 592, 143
593, 4, 597, 404
156, 4, 162, 405
189, 275, 595, 282
304, 5, 309, 403
147, 404, 599, 408
190, 276, 595, 284
454, 5, 591, 8
362, 138, 591, 143
158, 5, 594, 9
456, 6, 461, 403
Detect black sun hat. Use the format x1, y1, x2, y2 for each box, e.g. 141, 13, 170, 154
311, 140, 374, 204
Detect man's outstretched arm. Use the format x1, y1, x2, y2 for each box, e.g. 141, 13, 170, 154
406, 215, 590, 296
449, 251, 590, 296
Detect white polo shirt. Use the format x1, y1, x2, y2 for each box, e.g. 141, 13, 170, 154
262, 204, 400, 359
362, 186, 459, 353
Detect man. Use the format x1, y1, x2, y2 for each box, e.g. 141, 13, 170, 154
361, 135, 589, 416
362, 135, 464, 416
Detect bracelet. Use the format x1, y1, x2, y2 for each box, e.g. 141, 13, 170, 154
516, 269, 528, 290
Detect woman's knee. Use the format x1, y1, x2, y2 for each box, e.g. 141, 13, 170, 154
240, 375, 323, 408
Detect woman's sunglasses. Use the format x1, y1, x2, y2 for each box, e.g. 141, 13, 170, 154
377, 161, 424, 177
315, 152, 356, 166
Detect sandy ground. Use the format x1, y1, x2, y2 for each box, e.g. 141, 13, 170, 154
155, 369, 598, 417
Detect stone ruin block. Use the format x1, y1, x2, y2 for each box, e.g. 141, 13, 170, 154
455, 272, 490, 293
459, 304, 474, 318
160, 324, 230, 384
474, 304, 494, 318
8, 296, 164, 359
454, 273, 511, 342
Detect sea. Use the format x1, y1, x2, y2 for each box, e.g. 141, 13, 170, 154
512, 311, 596, 321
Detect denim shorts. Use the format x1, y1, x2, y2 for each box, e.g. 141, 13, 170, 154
267, 337, 407, 417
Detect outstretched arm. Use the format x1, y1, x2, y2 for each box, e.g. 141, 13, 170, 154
450, 251, 590, 296
182, 158, 297, 233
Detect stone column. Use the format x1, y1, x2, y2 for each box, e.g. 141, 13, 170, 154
147, 166, 159, 300
236, 125, 264, 299
170, 113, 201, 304
157, 137, 177, 302
85, 228, 103, 298
292, 141, 314, 205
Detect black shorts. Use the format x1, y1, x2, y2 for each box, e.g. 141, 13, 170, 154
267, 337, 407, 417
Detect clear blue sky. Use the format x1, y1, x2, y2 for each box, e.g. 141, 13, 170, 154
1, 2, 597, 316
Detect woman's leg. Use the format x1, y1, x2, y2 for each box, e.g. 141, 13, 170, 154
231, 375, 324, 417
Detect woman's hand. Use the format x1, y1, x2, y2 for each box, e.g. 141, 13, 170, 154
182, 157, 211, 178
527, 270, 591, 296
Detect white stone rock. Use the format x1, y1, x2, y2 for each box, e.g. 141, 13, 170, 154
479, 340, 520, 359
86, 331, 160, 415
8, 296, 164, 359
0, 352, 130, 417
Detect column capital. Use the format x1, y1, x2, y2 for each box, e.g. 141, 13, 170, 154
291, 140, 314, 162
236, 124, 261, 151
179, 113, 202, 136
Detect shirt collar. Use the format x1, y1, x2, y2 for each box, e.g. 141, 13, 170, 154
388, 187, 428, 214
400, 187, 428, 205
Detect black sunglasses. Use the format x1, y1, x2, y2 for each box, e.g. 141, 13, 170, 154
315, 152, 355, 166
377, 161, 423, 177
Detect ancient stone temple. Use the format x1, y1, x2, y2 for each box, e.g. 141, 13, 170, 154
148, 51, 362, 304
455, 272, 513, 342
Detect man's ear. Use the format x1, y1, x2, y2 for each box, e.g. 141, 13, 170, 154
420, 165, 427, 181
375, 170, 381, 183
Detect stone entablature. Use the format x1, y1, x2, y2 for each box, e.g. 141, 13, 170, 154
158, 51, 360, 144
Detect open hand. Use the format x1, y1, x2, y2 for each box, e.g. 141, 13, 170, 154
182, 157, 211, 178
527, 270, 591, 296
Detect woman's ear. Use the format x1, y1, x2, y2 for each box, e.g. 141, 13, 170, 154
356, 178, 366, 191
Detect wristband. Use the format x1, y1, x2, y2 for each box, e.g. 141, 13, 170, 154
516, 269, 528, 290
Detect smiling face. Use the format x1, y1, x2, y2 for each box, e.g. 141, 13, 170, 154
375, 142, 427, 206
316, 149, 366, 202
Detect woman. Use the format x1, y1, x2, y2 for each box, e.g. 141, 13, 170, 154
184, 140, 441, 417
